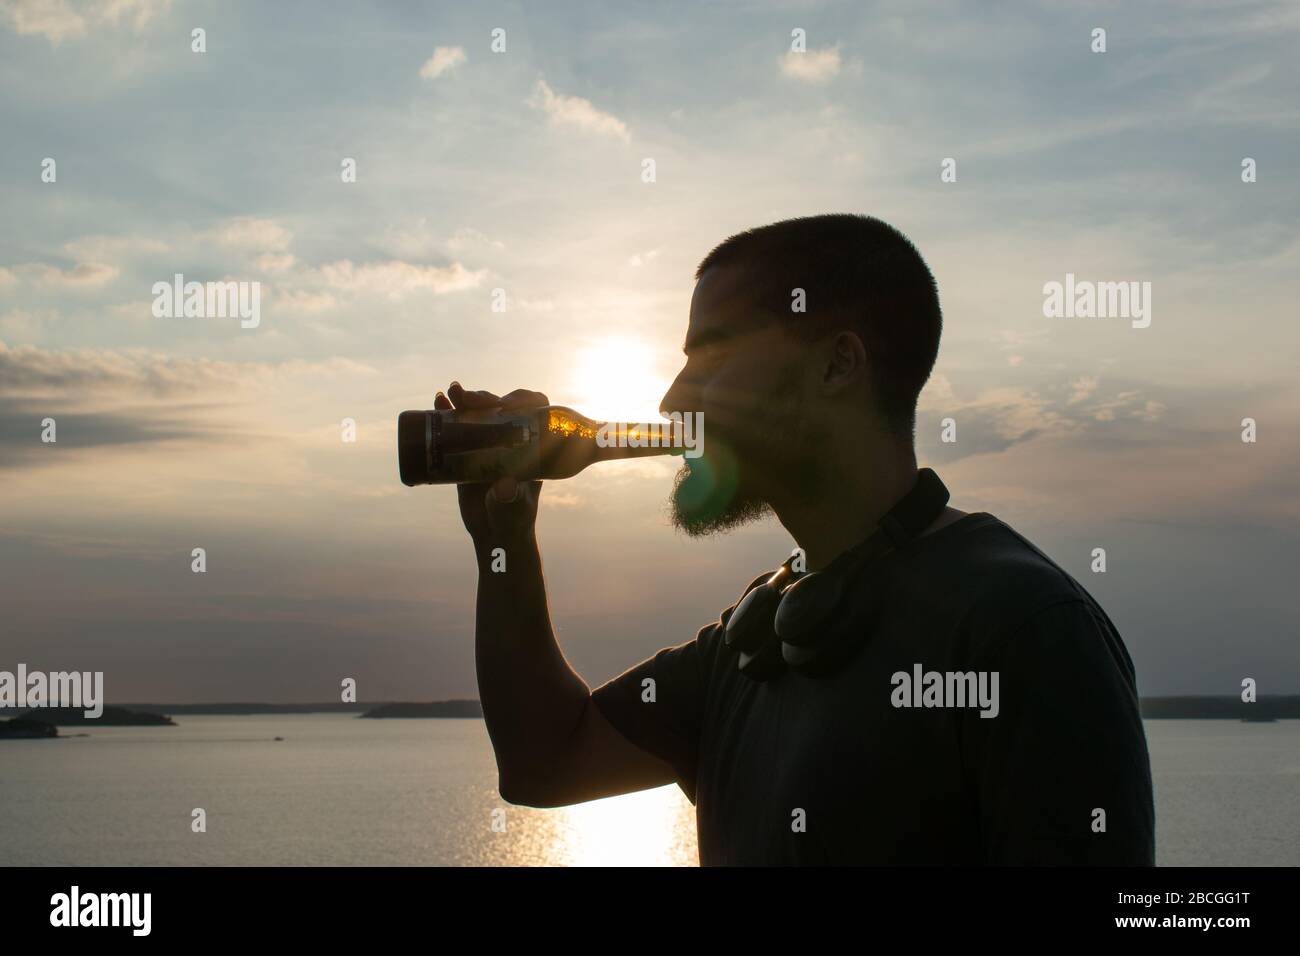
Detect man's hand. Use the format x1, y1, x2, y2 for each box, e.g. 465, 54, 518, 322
436, 381, 547, 550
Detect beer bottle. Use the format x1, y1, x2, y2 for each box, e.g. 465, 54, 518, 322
398, 406, 691, 486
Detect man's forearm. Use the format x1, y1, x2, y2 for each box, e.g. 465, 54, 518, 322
473, 535, 590, 792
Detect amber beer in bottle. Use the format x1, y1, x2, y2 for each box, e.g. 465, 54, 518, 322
398, 406, 692, 486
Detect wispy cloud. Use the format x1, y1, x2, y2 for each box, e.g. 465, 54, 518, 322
0, 401, 222, 469
315, 259, 485, 298
0, 338, 376, 400
528, 78, 630, 142
14, 261, 118, 287
62, 234, 168, 262
270, 288, 335, 313
1, 339, 255, 398
445, 228, 505, 254
779, 45, 841, 83
210, 217, 293, 253
0, 0, 171, 44
255, 252, 296, 273
1067, 375, 1099, 405
419, 45, 465, 80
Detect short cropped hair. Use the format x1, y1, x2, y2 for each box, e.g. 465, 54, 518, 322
695, 213, 942, 440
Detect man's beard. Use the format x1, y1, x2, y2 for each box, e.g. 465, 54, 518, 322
667, 443, 773, 537
666, 391, 820, 537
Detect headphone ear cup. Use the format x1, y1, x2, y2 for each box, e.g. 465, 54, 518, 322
724, 580, 782, 654
773, 571, 844, 648
782, 578, 886, 677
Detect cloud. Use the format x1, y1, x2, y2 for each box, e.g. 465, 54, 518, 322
0, 340, 383, 474
0, 338, 260, 398
918, 371, 1242, 470
0, 402, 218, 469
419, 45, 465, 79
628, 250, 659, 268
0, 0, 170, 44
541, 492, 584, 509
0, 338, 373, 401
256, 252, 296, 273
2, 226, 279, 298
0, 343, 258, 471
379, 220, 503, 259
6, 220, 487, 324
15, 260, 118, 287
316, 259, 485, 297
920, 375, 1171, 464
922, 385, 1072, 464
779, 46, 841, 83
0, 308, 50, 339
92, 0, 167, 29
271, 289, 336, 313
528, 79, 630, 142
211, 217, 293, 253
1083, 392, 1167, 424
445, 228, 505, 254
1067, 375, 1099, 405
61, 234, 167, 262
1, 0, 90, 43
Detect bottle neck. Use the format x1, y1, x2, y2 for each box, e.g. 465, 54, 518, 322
544, 407, 686, 462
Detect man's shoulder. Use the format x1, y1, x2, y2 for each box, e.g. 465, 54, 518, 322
873, 512, 1139, 690
894, 512, 1114, 639
707, 513, 1119, 657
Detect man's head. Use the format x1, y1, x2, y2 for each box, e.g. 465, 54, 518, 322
662, 213, 942, 536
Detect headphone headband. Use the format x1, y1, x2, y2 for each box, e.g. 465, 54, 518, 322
723, 468, 951, 681
809, 467, 950, 578
879, 467, 950, 548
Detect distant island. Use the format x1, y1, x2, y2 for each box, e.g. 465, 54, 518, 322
1140, 696, 1299, 720
114, 702, 372, 715
2, 697, 1292, 724
0, 716, 59, 738
0, 701, 480, 718
1, 706, 175, 727
360, 700, 484, 719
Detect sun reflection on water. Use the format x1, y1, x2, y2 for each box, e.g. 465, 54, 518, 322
504, 785, 698, 867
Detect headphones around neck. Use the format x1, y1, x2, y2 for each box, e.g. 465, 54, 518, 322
722, 468, 951, 682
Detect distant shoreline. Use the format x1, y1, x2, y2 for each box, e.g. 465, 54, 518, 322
2, 696, 1295, 722
1139, 696, 1298, 719
0, 699, 486, 723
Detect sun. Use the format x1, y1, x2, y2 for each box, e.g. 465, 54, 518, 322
569, 336, 672, 424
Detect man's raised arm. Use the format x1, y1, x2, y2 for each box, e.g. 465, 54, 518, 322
441, 382, 676, 806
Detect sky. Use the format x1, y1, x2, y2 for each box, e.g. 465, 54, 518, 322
1, 0, 1297, 702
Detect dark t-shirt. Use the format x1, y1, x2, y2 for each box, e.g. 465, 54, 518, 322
590, 512, 1156, 865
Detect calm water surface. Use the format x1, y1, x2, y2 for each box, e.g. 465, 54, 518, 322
1, 715, 1294, 866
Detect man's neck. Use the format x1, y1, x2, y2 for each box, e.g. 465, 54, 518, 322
772, 447, 921, 572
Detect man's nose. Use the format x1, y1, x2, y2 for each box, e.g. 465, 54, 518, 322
660, 370, 693, 419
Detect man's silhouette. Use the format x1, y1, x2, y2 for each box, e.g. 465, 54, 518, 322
438, 213, 1156, 865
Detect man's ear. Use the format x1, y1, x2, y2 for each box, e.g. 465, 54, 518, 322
820, 329, 869, 395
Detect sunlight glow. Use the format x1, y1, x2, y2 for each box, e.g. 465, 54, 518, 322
569, 337, 672, 424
